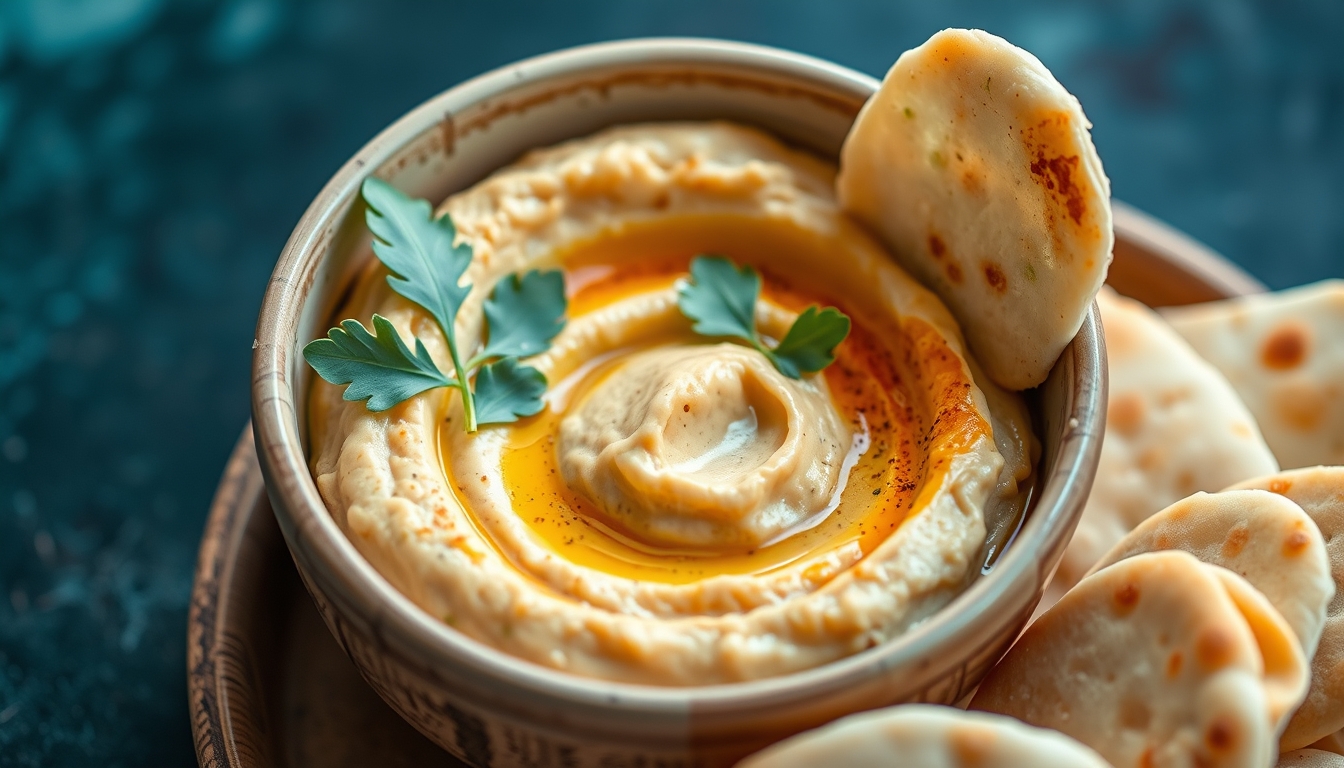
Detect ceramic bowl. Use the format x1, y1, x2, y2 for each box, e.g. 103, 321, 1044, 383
251, 38, 1106, 768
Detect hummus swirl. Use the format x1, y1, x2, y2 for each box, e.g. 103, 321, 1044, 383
558, 335, 850, 551
309, 123, 1034, 685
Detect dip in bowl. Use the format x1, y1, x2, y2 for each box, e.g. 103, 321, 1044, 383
253, 38, 1104, 767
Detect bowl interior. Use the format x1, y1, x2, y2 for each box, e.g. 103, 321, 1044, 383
291, 41, 878, 449
253, 38, 1104, 744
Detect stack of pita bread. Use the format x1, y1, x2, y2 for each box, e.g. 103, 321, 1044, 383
733, 25, 1344, 768
961, 283, 1344, 767
974, 278, 1344, 767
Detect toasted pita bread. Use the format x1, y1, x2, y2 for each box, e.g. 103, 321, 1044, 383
1280, 749, 1344, 767
1230, 467, 1344, 750
1051, 289, 1279, 597
1209, 566, 1314, 735
1088, 489, 1333, 660
1163, 280, 1344, 469
837, 28, 1112, 390
736, 705, 1112, 768
972, 551, 1307, 768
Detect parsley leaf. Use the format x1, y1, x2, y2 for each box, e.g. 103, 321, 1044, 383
473, 357, 548, 426
362, 177, 473, 341
677, 255, 850, 379
474, 270, 567, 364
770, 306, 851, 378
305, 180, 569, 430
677, 256, 760, 343
303, 315, 455, 412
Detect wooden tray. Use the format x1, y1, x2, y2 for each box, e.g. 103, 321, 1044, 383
188, 202, 1264, 768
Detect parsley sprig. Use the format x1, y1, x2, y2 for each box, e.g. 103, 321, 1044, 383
303, 178, 566, 431
677, 255, 850, 378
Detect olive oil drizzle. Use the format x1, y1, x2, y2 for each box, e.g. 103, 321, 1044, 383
435, 215, 966, 587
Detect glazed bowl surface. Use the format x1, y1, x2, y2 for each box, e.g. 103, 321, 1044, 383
251, 37, 1105, 768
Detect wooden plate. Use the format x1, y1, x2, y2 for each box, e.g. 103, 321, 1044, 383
188, 202, 1264, 768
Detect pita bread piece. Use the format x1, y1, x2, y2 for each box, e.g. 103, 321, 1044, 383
1280, 749, 1344, 767
1164, 280, 1344, 469
1208, 565, 1313, 736
736, 704, 1112, 768
1309, 730, 1344, 756
972, 551, 1307, 768
838, 28, 1112, 391
1088, 489, 1333, 660
1052, 289, 1278, 595
1231, 467, 1344, 750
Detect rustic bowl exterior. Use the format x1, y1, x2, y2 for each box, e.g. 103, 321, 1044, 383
251, 39, 1106, 768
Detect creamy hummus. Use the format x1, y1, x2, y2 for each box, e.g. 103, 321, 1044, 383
308, 123, 1035, 685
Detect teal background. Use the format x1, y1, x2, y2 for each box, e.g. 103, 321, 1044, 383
0, 0, 1340, 764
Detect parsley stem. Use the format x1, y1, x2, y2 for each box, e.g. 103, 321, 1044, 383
456, 374, 478, 433
749, 337, 775, 362
443, 329, 477, 433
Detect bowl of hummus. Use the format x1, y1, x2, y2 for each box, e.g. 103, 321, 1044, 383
252, 36, 1106, 767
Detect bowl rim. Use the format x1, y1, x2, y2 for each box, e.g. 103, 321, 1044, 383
251, 36, 1105, 714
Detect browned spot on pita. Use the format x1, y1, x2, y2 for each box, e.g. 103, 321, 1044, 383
961, 168, 984, 195
1140, 747, 1157, 768
1269, 478, 1294, 495
1109, 392, 1145, 437
1113, 582, 1140, 613
1138, 446, 1166, 471
1030, 152, 1080, 205
1205, 715, 1238, 753
946, 261, 964, 284
1261, 321, 1311, 371
929, 233, 947, 259
1231, 422, 1252, 439
949, 724, 994, 767
1222, 524, 1250, 558
1273, 380, 1329, 432
1120, 697, 1152, 730
1283, 526, 1312, 557
1177, 470, 1197, 495
928, 32, 972, 65
983, 262, 1007, 294
1167, 651, 1184, 678
1157, 387, 1194, 407
1196, 627, 1236, 671
1026, 115, 1086, 226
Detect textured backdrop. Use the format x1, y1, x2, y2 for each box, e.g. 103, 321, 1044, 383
0, 0, 1340, 765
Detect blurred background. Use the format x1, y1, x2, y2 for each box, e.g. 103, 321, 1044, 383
0, 0, 1339, 764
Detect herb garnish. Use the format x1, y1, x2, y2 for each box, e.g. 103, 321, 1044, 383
676, 255, 850, 378
303, 178, 566, 431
